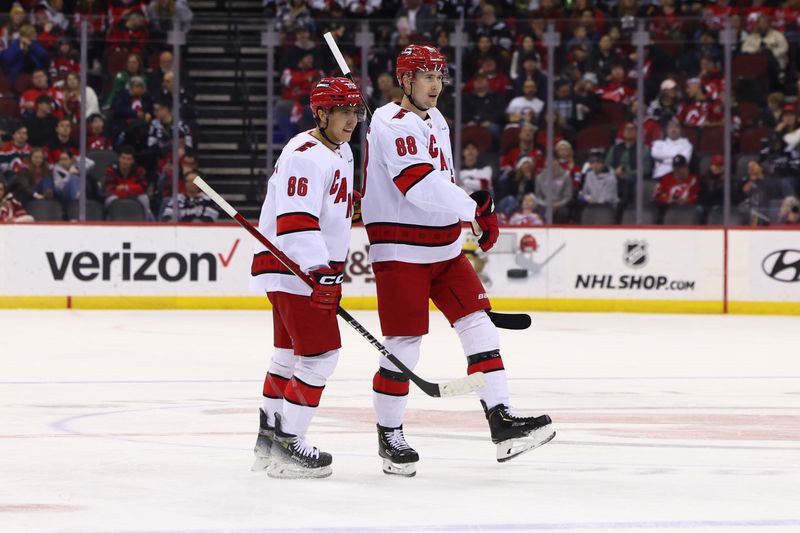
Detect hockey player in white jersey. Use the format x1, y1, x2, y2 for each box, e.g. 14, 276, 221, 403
250, 77, 363, 478
362, 45, 555, 476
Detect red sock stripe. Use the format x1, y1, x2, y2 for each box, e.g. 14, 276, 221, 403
392, 163, 434, 195
283, 377, 325, 407
365, 222, 462, 247
276, 212, 320, 236
263, 373, 290, 399
467, 357, 505, 375
372, 372, 410, 396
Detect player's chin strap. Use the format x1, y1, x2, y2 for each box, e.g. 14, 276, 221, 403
316, 111, 344, 147
402, 77, 430, 112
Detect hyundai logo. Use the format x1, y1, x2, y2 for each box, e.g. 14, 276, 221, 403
762, 250, 800, 282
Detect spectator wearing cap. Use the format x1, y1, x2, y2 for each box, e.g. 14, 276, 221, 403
506, 78, 544, 126
651, 119, 694, 179
0, 23, 49, 85
463, 72, 505, 139
654, 155, 699, 209
647, 78, 680, 123
699, 154, 725, 222
499, 122, 545, 182
742, 14, 789, 72
606, 121, 653, 206
677, 78, 722, 128
579, 149, 618, 207
22, 94, 58, 146
457, 142, 493, 195
0, 124, 31, 179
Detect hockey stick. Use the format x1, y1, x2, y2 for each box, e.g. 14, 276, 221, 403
193, 176, 484, 398
323, 32, 531, 332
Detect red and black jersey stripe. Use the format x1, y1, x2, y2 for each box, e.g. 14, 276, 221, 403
283, 377, 325, 408
276, 211, 320, 236
393, 163, 434, 196
366, 221, 462, 247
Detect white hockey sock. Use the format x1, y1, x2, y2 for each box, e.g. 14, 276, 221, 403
455, 312, 510, 410
373, 336, 421, 428
281, 350, 339, 438
261, 348, 296, 427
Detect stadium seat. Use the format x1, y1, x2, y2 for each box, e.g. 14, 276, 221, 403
0, 74, 11, 94
460, 125, 493, 152
621, 204, 658, 225
737, 102, 761, 127
0, 97, 19, 118
682, 126, 701, 148
732, 53, 769, 80
739, 127, 770, 154
107, 50, 131, 75
707, 208, 746, 226
67, 199, 104, 221
663, 204, 701, 225
574, 125, 613, 152
25, 200, 64, 221
698, 127, 725, 156
13, 73, 31, 94
106, 199, 146, 221
579, 204, 616, 225
499, 127, 520, 154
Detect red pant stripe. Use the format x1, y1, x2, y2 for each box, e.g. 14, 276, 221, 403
467, 357, 505, 375
392, 163, 434, 195
283, 377, 325, 407
372, 373, 410, 396
365, 222, 462, 247
263, 373, 290, 399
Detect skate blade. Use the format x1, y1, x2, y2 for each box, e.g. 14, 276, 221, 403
267, 462, 332, 479
496, 427, 556, 463
382, 458, 417, 477
250, 455, 271, 471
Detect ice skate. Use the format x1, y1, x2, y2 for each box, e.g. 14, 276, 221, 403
251, 408, 274, 471
377, 424, 419, 477
267, 413, 332, 479
482, 400, 555, 462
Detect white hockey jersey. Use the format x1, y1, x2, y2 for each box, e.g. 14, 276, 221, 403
362, 102, 477, 264
250, 130, 354, 296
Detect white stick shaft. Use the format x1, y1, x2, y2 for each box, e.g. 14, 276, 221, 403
193, 176, 237, 218
323, 32, 350, 75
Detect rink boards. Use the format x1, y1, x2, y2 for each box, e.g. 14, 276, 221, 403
0, 223, 797, 314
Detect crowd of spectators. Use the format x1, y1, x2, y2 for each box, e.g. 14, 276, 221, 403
0, 0, 214, 223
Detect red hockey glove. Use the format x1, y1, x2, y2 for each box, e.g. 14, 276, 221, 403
309, 267, 343, 315
470, 191, 499, 252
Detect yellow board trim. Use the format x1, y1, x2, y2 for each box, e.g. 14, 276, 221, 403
1, 296, 796, 315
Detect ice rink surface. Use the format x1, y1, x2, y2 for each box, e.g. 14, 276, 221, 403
1, 309, 799, 533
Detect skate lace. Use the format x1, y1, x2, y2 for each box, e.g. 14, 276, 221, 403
504, 406, 530, 421
385, 428, 412, 451
290, 437, 320, 459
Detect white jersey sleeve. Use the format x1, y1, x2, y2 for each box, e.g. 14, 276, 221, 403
272, 156, 331, 273
376, 113, 476, 221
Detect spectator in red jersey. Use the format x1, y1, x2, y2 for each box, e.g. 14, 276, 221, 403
22, 94, 58, 147
47, 118, 79, 164
104, 145, 153, 218
280, 52, 325, 103
463, 72, 505, 139
108, 1, 148, 28
0, 179, 35, 222
595, 63, 635, 105
19, 68, 57, 116
106, 10, 149, 55
106, 53, 147, 108
87, 114, 113, 151
0, 125, 32, 179
464, 56, 512, 100
500, 122, 545, 181
60, 71, 100, 123
48, 38, 79, 81
1, 24, 49, 85
654, 154, 699, 209
677, 78, 722, 128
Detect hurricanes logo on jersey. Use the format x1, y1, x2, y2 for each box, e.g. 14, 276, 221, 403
428, 135, 448, 172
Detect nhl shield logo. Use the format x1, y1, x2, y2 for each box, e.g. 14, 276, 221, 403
623, 240, 648, 268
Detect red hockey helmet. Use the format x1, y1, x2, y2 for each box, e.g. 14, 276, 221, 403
310, 77, 366, 122
395, 45, 450, 86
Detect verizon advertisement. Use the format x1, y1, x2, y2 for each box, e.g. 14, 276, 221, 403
728, 229, 800, 303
